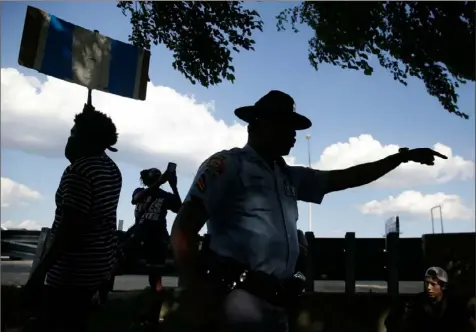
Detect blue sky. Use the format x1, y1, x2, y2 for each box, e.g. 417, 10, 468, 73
1, 2, 475, 237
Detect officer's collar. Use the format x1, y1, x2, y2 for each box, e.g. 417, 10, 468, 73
243, 144, 288, 170
243, 144, 266, 164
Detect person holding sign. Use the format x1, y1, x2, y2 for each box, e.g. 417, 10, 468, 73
25, 103, 123, 332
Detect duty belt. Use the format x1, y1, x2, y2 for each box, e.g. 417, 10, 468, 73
202, 254, 306, 309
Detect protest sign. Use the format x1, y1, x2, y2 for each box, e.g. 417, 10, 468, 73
18, 6, 150, 101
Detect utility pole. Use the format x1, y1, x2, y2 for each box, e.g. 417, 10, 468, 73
306, 134, 312, 232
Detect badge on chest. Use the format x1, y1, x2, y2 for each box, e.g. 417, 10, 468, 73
283, 180, 296, 198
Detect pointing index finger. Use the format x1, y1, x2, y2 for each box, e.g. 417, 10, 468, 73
433, 151, 448, 159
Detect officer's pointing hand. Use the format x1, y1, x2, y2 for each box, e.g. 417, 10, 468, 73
401, 148, 448, 166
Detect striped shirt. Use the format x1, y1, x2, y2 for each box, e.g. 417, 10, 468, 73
46, 153, 122, 290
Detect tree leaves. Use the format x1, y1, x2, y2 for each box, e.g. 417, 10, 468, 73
119, 1, 474, 119
117, 1, 263, 88
277, 1, 475, 119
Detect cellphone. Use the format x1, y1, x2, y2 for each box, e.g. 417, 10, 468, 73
166, 162, 177, 173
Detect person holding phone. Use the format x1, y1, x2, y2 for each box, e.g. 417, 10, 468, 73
131, 164, 182, 293
126, 164, 182, 326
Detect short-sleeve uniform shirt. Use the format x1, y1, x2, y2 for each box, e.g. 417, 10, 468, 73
185, 144, 329, 280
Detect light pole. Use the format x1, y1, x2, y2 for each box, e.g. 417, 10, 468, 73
430, 205, 444, 234
306, 134, 312, 232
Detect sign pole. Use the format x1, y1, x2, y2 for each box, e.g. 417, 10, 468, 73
83, 29, 100, 113
87, 88, 92, 107
306, 134, 312, 232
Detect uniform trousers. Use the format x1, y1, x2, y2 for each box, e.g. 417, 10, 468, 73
223, 288, 289, 332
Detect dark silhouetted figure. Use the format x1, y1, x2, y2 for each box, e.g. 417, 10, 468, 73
170, 90, 447, 331
124, 166, 182, 326
26, 103, 122, 332
132, 167, 182, 292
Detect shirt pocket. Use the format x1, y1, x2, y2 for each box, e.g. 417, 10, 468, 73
282, 180, 299, 223
239, 169, 273, 212
283, 195, 299, 224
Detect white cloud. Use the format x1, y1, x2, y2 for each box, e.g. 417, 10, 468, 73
1, 177, 42, 208
314, 134, 474, 187
359, 190, 474, 221
283, 155, 298, 166
2, 68, 473, 188
1, 67, 247, 175
1, 219, 42, 230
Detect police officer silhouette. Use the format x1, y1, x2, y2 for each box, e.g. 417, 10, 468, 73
171, 90, 447, 331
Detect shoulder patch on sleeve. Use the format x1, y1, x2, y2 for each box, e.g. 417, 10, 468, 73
192, 151, 234, 193
195, 174, 206, 192
205, 154, 227, 176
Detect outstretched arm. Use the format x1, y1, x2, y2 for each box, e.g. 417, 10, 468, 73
290, 148, 447, 203
325, 152, 404, 193
324, 148, 447, 193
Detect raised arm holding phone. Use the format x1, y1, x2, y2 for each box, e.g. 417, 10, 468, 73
128, 163, 182, 324
131, 163, 178, 205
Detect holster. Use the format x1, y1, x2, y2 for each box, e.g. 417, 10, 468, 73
199, 234, 307, 310
162, 234, 308, 331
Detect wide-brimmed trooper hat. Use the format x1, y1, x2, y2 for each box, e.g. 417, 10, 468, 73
234, 90, 312, 130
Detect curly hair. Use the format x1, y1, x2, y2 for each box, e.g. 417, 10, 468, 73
74, 109, 118, 152
140, 169, 150, 185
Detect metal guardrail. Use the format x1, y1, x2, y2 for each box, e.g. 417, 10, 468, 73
2, 230, 42, 243
1, 229, 43, 260
1, 241, 38, 258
